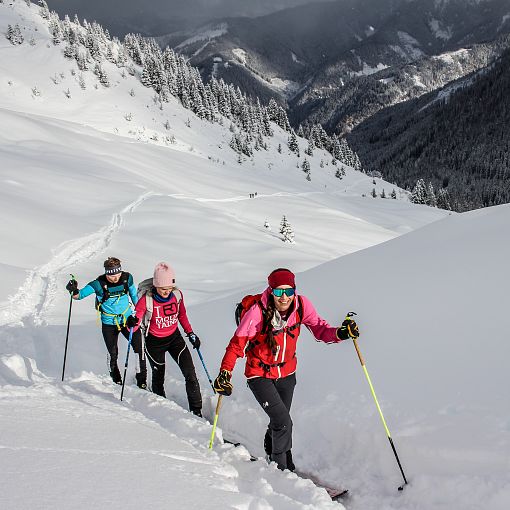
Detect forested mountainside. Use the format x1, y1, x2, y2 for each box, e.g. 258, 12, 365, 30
22, 0, 510, 212
290, 34, 510, 135
347, 47, 510, 212
45, 0, 316, 37
167, 0, 510, 133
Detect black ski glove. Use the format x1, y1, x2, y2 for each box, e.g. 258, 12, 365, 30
337, 319, 359, 340
126, 315, 139, 328
66, 279, 78, 296
187, 332, 201, 350
214, 369, 233, 396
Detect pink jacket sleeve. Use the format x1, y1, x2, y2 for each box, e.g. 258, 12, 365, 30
133, 294, 147, 332
177, 294, 193, 335
220, 304, 263, 372
300, 295, 341, 344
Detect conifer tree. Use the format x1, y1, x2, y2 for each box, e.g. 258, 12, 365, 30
39, 0, 50, 19
426, 182, 437, 207
288, 131, 299, 154
63, 43, 77, 59
279, 215, 288, 236
411, 179, 427, 204
6, 24, 24, 45
302, 159, 311, 181
437, 188, 452, 210
279, 216, 294, 243
94, 63, 109, 87
305, 138, 314, 156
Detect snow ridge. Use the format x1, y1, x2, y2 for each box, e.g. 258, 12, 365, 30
0, 191, 155, 327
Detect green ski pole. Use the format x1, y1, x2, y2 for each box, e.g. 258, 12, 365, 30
208, 395, 223, 449
345, 312, 408, 491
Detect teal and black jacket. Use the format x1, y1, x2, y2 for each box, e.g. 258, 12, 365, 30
76, 272, 138, 328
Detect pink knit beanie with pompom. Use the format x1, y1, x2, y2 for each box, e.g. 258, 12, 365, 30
153, 262, 175, 287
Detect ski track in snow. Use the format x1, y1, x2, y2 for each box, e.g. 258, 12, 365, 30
0, 188, 322, 328
171, 190, 325, 203
0, 191, 156, 328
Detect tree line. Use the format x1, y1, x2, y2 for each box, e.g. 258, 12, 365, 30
28, 1, 363, 171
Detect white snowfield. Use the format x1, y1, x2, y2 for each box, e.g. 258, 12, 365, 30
1, 3, 509, 510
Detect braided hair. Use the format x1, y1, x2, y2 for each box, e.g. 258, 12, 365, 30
262, 295, 278, 354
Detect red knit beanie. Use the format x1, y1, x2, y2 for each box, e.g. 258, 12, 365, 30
267, 268, 296, 289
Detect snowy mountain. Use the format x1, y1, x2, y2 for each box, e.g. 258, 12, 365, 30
347, 46, 510, 211
44, 0, 321, 37
165, 0, 510, 132
1, 3, 509, 510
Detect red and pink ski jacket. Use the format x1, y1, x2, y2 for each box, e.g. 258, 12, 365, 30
220, 288, 341, 379
134, 292, 193, 338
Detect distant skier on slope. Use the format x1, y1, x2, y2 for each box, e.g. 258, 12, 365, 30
133, 262, 203, 417
65, 257, 147, 388
213, 268, 359, 471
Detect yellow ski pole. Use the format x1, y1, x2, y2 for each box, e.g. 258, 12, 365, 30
208, 394, 223, 450
345, 312, 408, 491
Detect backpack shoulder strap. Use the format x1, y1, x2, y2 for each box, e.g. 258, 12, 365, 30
95, 274, 110, 304
296, 295, 304, 324
95, 274, 107, 287
173, 288, 182, 304
145, 290, 153, 316
121, 272, 131, 294
137, 289, 152, 333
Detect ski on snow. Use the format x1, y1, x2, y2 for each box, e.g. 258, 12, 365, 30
223, 439, 258, 461
223, 439, 348, 502
294, 469, 349, 501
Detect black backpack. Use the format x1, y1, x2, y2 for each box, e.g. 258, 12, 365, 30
94, 272, 130, 311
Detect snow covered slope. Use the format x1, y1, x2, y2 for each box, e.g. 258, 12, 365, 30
0, 2, 446, 310
4, 3, 502, 510
190, 204, 510, 509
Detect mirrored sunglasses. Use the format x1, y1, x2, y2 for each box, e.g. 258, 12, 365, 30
272, 287, 295, 297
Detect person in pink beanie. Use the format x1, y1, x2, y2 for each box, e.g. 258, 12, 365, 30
134, 262, 203, 416
213, 267, 359, 471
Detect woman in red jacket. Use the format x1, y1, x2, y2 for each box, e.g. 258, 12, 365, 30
214, 268, 359, 471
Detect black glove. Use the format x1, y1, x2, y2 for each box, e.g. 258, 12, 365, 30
187, 332, 201, 350
337, 319, 359, 340
66, 279, 78, 295
213, 369, 233, 396
126, 315, 139, 328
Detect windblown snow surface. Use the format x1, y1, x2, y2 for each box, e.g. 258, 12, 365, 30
1, 3, 509, 510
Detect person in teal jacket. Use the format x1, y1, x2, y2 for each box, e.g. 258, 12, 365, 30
66, 257, 147, 388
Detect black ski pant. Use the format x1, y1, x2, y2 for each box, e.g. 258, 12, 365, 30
145, 329, 202, 412
101, 323, 147, 382
248, 373, 296, 470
